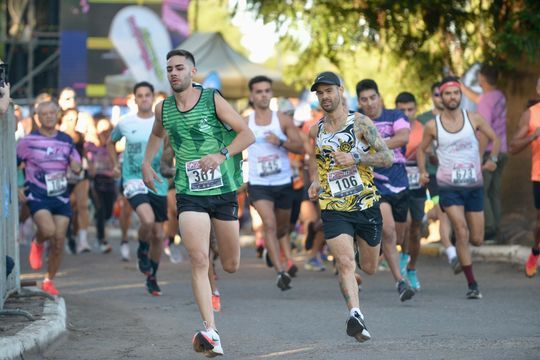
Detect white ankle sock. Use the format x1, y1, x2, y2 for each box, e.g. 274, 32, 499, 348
350, 307, 363, 318
78, 229, 88, 244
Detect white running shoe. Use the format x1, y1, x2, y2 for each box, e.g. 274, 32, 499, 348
192, 326, 223, 357
100, 242, 112, 254
77, 237, 91, 254
120, 242, 130, 262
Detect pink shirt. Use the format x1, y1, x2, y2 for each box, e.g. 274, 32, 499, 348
477, 90, 507, 153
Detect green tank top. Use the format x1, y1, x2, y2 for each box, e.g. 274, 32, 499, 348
162, 88, 242, 196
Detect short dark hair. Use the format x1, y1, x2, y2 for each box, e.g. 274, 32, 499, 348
431, 81, 441, 93
166, 49, 196, 67
479, 64, 498, 86
248, 75, 273, 91
133, 81, 154, 94
395, 92, 416, 106
440, 76, 460, 87
356, 79, 379, 97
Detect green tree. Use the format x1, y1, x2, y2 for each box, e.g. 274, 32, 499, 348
241, 0, 540, 105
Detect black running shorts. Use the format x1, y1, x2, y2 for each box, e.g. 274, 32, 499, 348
176, 191, 238, 221
321, 203, 382, 247
247, 183, 294, 209
127, 192, 168, 222
380, 190, 409, 223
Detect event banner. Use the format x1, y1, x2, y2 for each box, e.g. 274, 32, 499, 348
59, 0, 190, 98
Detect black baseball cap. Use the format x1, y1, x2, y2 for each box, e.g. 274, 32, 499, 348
310, 71, 341, 91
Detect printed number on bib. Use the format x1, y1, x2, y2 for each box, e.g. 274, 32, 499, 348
327, 166, 363, 198
45, 172, 67, 197
406, 166, 421, 190
186, 160, 223, 191
451, 163, 477, 185
123, 179, 148, 199
256, 154, 282, 177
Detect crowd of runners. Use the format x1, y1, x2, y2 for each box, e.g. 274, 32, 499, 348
8, 49, 540, 357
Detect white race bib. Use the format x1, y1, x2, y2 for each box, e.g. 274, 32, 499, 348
45, 172, 68, 197
123, 179, 148, 199
327, 166, 363, 198
186, 160, 223, 191
451, 163, 477, 185
406, 166, 421, 190
256, 154, 282, 177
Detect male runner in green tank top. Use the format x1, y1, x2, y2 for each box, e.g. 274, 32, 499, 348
142, 49, 254, 358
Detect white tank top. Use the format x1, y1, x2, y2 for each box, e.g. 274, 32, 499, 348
435, 110, 483, 188
247, 111, 292, 186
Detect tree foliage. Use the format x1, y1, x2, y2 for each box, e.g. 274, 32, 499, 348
240, 0, 540, 104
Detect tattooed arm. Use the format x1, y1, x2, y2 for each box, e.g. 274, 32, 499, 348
160, 134, 175, 178
352, 112, 393, 168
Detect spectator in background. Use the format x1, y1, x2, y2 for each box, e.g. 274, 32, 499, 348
461, 64, 508, 241
0, 59, 9, 114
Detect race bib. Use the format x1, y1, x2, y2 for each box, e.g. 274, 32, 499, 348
123, 179, 148, 199
256, 154, 282, 177
406, 166, 421, 190
327, 166, 363, 198
45, 172, 67, 197
451, 163, 477, 185
186, 160, 223, 191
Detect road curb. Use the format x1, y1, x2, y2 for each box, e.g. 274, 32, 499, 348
0, 290, 67, 360
420, 243, 531, 267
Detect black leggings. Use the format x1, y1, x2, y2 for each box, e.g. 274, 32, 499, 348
94, 189, 117, 241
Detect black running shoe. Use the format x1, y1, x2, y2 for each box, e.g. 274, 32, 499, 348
256, 245, 264, 259
137, 243, 151, 275
263, 248, 273, 268
287, 264, 298, 278
466, 283, 482, 299
146, 276, 162, 296
397, 280, 415, 302
346, 311, 371, 342
67, 237, 77, 255
276, 271, 292, 291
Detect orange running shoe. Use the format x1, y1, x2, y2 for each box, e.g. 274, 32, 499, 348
42, 279, 60, 296
29, 239, 44, 270
212, 293, 221, 312
525, 253, 539, 278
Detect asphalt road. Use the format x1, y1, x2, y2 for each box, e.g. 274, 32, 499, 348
18, 240, 540, 360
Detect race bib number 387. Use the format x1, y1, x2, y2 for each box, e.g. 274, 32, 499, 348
186, 160, 223, 191
327, 166, 363, 198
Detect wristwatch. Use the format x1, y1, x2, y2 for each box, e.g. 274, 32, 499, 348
489, 155, 498, 163
220, 147, 230, 160
351, 151, 361, 164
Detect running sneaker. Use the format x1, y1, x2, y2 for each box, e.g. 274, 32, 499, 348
276, 271, 292, 291
262, 248, 273, 268
255, 245, 264, 259
146, 276, 162, 296
192, 326, 224, 357
525, 252, 539, 278
99, 241, 112, 254
304, 256, 325, 271
212, 293, 221, 312
77, 237, 91, 254
29, 239, 44, 270
346, 311, 371, 343
137, 242, 151, 275
65, 237, 77, 255
466, 283, 482, 299
287, 260, 298, 278
450, 256, 462, 275
399, 253, 410, 278
397, 280, 415, 302
407, 269, 421, 291
41, 279, 60, 296
120, 242, 130, 262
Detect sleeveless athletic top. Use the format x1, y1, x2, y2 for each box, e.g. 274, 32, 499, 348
315, 114, 379, 212
161, 88, 242, 196
529, 102, 540, 181
247, 111, 291, 186
435, 110, 483, 188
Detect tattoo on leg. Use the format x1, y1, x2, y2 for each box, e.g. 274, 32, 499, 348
339, 279, 351, 308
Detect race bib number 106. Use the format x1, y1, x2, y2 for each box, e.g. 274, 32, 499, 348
327, 166, 363, 198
